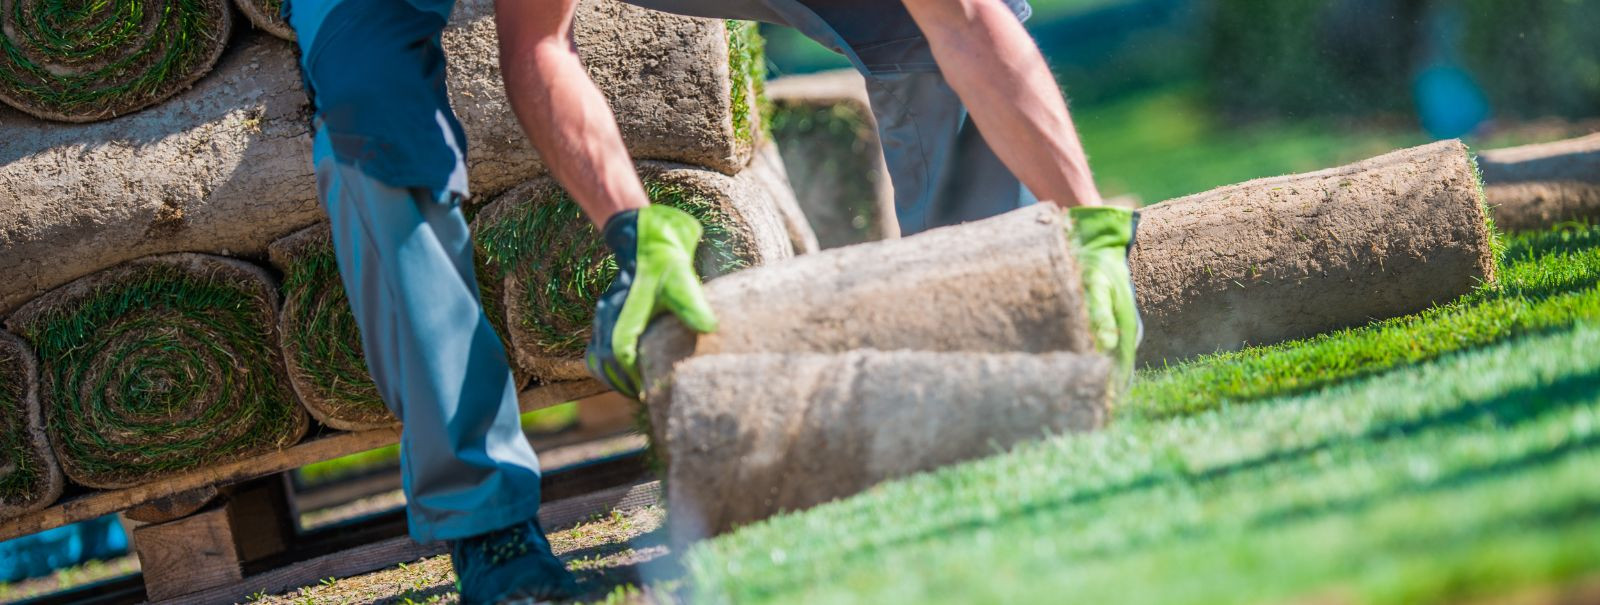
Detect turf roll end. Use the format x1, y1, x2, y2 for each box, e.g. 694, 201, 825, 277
767, 69, 898, 248
0, 331, 63, 519
0, 0, 234, 122
1478, 133, 1600, 232
1130, 139, 1498, 366
233, 0, 295, 40
3, 254, 308, 489
665, 351, 1111, 542
472, 154, 800, 384
268, 225, 397, 432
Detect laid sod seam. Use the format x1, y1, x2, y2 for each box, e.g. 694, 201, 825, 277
1128, 221, 1600, 419
686, 320, 1600, 605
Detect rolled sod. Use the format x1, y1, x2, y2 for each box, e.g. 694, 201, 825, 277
0, 0, 770, 317
1130, 140, 1497, 366
664, 351, 1111, 541
473, 153, 801, 383
767, 69, 898, 248
233, 0, 294, 41
1478, 133, 1600, 232
639, 204, 1094, 446
0, 331, 62, 519
267, 223, 531, 430
0, 0, 233, 122
267, 225, 391, 431
3, 254, 308, 489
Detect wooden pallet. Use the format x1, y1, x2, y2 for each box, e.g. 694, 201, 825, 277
0, 379, 608, 543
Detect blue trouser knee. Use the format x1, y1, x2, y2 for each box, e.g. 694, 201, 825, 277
289, 0, 543, 543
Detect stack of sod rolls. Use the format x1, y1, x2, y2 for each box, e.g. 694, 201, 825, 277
637, 205, 1110, 542
767, 69, 898, 248
0, 331, 61, 520
1478, 133, 1600, 232
2, 255, 307, 489
1130, 140, 1497, 365
0, 0, 783, 317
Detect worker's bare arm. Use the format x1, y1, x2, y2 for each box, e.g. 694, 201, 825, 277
901, 0, 1102, 207
493, 0, 648, 227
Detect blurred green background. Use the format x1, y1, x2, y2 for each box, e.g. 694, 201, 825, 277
762, 0, 1600, 204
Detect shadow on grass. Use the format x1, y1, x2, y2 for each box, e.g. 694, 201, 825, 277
742, 360, 1600, 597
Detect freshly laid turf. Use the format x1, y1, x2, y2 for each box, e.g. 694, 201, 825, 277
684, 222, 1600, 605
1132, 222, 1600, 418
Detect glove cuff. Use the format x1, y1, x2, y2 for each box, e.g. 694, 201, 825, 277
601, 209, 641, 257
1068, 206, 1135, 250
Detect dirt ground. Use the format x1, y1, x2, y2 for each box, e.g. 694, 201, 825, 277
249, 505, 672, 605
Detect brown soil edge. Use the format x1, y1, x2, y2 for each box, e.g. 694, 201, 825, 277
268, 224, 399, 432
664, 351, 1111, 542
234, 0, 297, 41
1478, 132, 1600, 232
0, 1, 234, 123
1130, 140, 1496, 366
3, 253, 309, 490
0, 331, 63, 519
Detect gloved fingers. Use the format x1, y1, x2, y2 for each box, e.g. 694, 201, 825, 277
660, 267, 720, 334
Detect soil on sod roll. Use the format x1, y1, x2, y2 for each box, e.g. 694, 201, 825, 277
0, 1, 770, 317
0, 0, 233, 122
639, 204, 1094, 448
1478, 133, 1600, 232
666, 350, 1111, 542
767, 69, 897, 248
0, 331, 62, 519
3, 254, 308, 489
233, 0, 294, 40
1130, 139, 1497, 366
473, 156, 798, 383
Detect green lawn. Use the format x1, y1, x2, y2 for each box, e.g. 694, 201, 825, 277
683, 223, 1600, 604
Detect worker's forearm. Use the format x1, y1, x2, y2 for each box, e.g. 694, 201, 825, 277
904, 0, 1102, 207
496, 20, 647, 228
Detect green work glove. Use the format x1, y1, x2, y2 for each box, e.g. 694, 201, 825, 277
1068, 206, 1143, 388
586, 205, 719, 398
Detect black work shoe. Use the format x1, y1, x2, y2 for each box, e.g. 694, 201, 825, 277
451, 517, 579, 605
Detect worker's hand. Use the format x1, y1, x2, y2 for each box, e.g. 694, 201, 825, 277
586, 205, 719, 398
1068, 206, 1143, 388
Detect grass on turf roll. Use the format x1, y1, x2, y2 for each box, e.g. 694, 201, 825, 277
4, 254, 308, 489
0, 330, 62, 519
0, 0, 233, 122
268, 223, 529, 431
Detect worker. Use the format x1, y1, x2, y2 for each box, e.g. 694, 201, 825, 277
282, 0, 1139, 601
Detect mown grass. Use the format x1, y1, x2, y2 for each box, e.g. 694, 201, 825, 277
683, 222, 1600, 604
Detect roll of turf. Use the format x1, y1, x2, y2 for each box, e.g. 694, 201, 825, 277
473, 153, 801, 383
0, 331, 62, 519
665, 351, 1110, 541
767, 69, 898, 248
1130, 140, 1497, 366
638, 204, 1095, 450
233, 0, 293, 41
3, 254, 308, 489
0, 0, 233, 122
267, 223, 529, 430
1478, 133, 1600, 232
